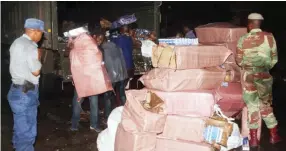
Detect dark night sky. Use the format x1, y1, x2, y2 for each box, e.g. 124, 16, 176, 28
57, 1, 286, 68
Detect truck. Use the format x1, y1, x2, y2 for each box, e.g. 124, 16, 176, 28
1, 1, 161, 99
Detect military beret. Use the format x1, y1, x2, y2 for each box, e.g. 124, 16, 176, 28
248, 13, 264, 20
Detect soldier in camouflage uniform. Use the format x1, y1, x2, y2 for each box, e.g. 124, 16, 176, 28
236, 13, 282, 147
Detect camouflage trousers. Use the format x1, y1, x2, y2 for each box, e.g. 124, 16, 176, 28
241, 68, 278, 129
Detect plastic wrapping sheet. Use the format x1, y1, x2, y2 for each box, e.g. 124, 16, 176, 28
117, 14, 137, 25
158, 38, 199, 45
111, 14, 137, 29
101, 42, 128, 83
97, 129, 112, 151
132, 48, 148, 74
141, 39, 157, 58
64, 27, 89, 38
135, 29, 150, 41
69, 33, 113, 98
107, 107, 124, 135
195, 22, 247, 43
220, 123, 243, 151
96, 107, 124, 151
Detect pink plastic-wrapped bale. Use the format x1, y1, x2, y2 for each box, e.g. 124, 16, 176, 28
115, 123, 156, 151
152, 45, 232, 69
196, 42, 242, 81
70, 33, 113, 98
200, 42, 238, 57
216, 82, 245, 117
140, 67, 226, 92
195, 22, 247, 43
155, 137, 214, 151
121, 90, 167, 133
188, 43, 241, 82
161, 115, 206, 143
150, 90, 216, 117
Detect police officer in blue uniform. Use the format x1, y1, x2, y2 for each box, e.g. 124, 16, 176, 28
8, 18, 45, 151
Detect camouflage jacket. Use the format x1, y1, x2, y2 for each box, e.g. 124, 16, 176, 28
236, 29, 278, 70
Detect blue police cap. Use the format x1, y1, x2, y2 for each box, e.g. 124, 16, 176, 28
24, 18, 46, 33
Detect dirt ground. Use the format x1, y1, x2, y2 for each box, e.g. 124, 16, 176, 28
1, 81, 105, 151
1, 78, 286, 151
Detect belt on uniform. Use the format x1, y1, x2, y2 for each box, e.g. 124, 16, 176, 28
12, 84, 22, 88
242, 66, 264, 70
12, 84, 38, 87
12, 82, 38, 93
12, 83, 38, 87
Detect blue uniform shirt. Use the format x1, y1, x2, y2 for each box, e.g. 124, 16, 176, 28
9, 34, 42, 85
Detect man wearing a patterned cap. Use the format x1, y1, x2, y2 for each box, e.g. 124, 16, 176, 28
236, 13, 282, 147
8, 18, 45, 151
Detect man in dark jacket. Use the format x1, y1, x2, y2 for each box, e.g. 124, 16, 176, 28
111, 25, 134, 85
95, 33, 128, 120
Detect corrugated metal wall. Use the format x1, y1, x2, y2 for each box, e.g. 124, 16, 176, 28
132, 5, 158, 31
1, 1, 58, 74
1, 1, 56, 49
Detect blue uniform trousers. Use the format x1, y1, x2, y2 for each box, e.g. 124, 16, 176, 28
7, 84, 39, 151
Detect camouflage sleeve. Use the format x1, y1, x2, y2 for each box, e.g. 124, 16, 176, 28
236, 36, 244, 67
270, 36, 278, 69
